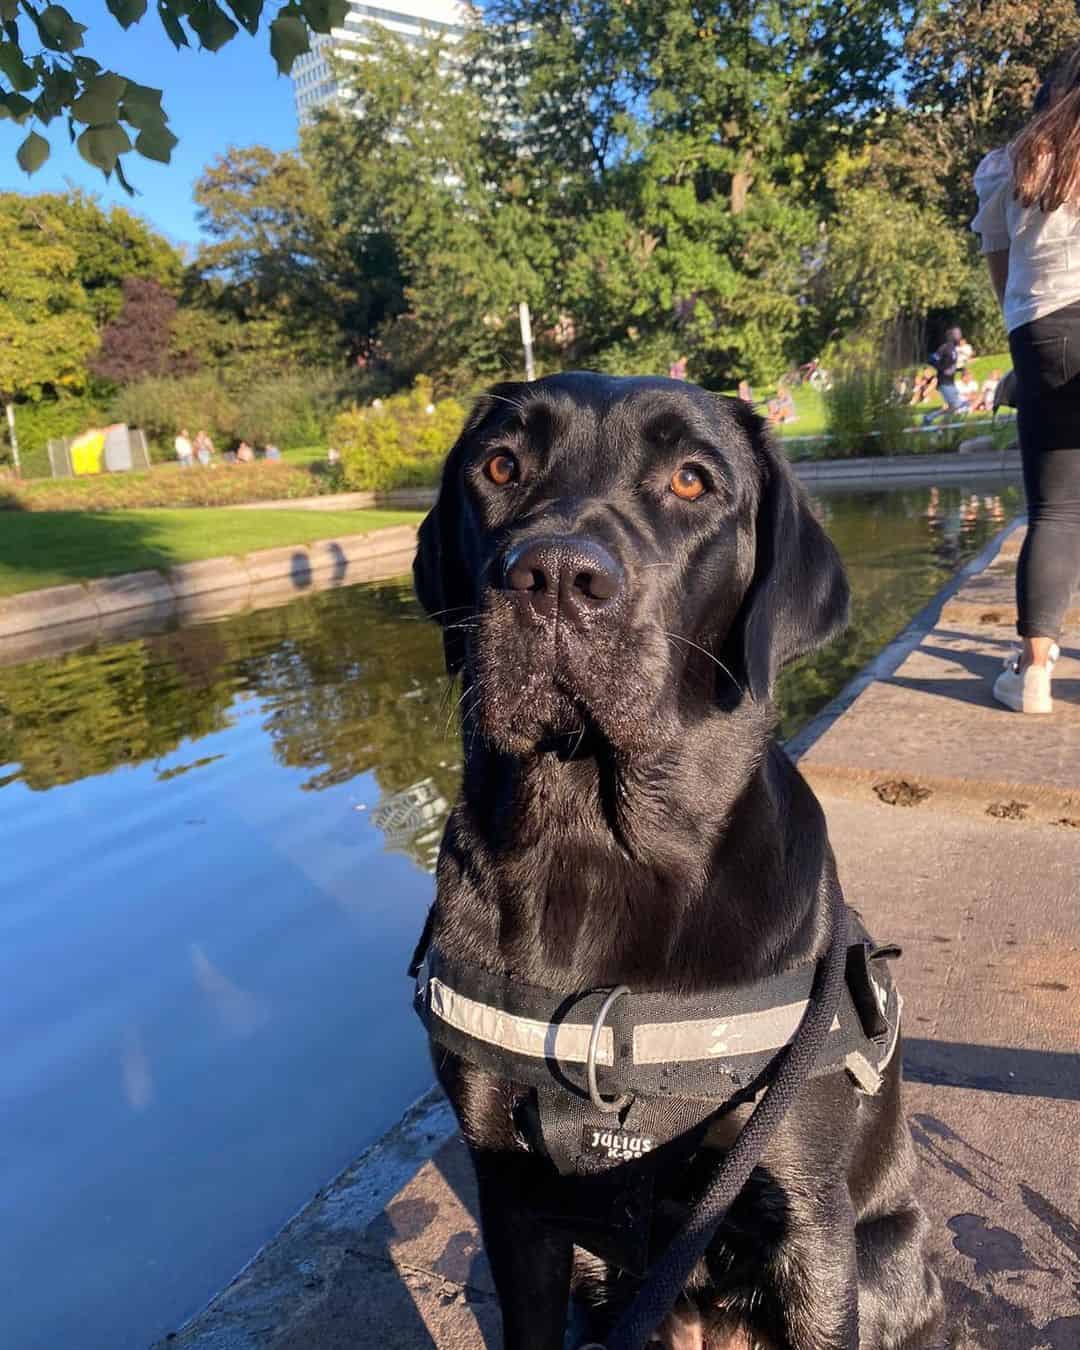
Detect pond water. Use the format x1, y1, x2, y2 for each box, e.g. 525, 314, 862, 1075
0, 479, 1019, 1350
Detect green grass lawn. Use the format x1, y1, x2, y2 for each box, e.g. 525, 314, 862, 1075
276, 445, 327, 468
765, 351, 1012, 448
0, 507, 424, 598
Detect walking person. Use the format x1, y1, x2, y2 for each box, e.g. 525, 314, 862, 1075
922, 326, 969, 423
973, 45, 1080, 713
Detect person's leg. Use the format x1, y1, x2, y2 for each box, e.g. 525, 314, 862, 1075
1016, 444, 1080, 657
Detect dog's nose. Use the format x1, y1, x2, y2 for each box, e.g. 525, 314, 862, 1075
502, 536, 623, 621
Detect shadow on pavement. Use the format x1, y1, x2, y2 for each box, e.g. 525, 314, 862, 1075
904, 1040, 1080, 1101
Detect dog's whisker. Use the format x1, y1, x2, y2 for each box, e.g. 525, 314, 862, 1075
663, 631, 740, 690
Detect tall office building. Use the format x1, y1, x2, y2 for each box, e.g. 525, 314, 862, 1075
291, 0, 473, 123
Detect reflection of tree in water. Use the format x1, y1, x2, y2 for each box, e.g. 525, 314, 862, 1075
237, 582, 461, 817
0, 632, 235, 790
0, 579, 460, 871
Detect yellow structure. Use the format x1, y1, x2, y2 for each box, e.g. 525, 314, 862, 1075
70, 428, 107, 476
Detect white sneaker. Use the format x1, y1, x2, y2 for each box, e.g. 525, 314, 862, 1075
992, 644, 1060, 714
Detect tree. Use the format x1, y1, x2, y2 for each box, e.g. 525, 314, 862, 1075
894, 0, 1080, 217
0, 194, 97, 470
811, 188, 968, 354
42, 190, 182, 325
1, 0, 347, 185
90, 276, 182, 385
191, 144, 375, 365
307, 29, 556, 382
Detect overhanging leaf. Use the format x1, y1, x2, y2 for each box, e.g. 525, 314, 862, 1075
0, 0, 19, 20
37, 5, 87, 52
0, 90, 33, 121
187, 0, 238, 52
35, 63, 79, 120
76, 121, 132, 174
70, 72, 128, 124
119, 80, 165, 129
270, 12, 309, 74
224, 0, 263, 35
0, 41, 37, 92
135, 121, 178, 162
157, 1, 189, 48
300, 0, 347, 33
114, 155, 136, 195
106, 0, 148, 28
16, 129, 50, 174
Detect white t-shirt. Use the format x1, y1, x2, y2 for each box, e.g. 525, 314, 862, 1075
971, 145, 1080, 333
175, 434, 193, 459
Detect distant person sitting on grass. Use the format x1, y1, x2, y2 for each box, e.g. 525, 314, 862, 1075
264, 443, 281, 461
766, 384, 796, 425
737, 379, 753, 404
194, 430, 214, 467
973, 369, 1002, 413
236, 441, 255, 464
175, 428, 193, 468
957, 372, 979, 409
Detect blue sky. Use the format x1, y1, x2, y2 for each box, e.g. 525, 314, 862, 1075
0, 16, 300, 251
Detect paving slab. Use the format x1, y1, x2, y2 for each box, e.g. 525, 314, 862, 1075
800, 624, 1080, 808
820, 793, 1080, 1348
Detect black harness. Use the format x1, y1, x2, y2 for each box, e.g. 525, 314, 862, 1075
413, 908, 902, 1296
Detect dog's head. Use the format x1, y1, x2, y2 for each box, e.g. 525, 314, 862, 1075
415, 373, 848, 755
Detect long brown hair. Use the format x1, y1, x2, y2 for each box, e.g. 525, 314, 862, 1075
1013, 46, 1080, 211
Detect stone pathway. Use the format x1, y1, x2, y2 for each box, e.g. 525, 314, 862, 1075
159, 523, 1080, 1350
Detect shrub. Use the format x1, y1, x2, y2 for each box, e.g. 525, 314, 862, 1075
2, 395, 106, 478
110, 369, 357, 459
824, 365, 909, 456
233, 371, 343, 448
110, 374, 240, 456
0, 460, 327, 511
334, 379, 466, 491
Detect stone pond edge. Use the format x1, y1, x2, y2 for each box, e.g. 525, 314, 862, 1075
0, 524, 420, 642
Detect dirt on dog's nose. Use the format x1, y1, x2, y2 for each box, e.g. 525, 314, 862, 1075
502, 535, 623, 624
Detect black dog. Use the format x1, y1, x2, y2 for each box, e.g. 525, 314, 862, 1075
412, 374, 941, 1349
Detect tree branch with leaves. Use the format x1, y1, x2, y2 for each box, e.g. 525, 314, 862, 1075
0, 0, 347, 187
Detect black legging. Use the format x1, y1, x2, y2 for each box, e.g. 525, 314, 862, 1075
1009, 298, 1080, 640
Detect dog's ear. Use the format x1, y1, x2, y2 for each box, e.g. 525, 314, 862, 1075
739, 426, 849, 702
413, 393, 496, 675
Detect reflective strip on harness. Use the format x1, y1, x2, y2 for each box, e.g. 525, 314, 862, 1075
426, 975, 841, 1069
430, 975, 615, 1065
632, 1001, 839, 1064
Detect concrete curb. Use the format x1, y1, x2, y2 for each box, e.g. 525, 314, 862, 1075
792, 448, 1020, 484
0, 525, 420, 650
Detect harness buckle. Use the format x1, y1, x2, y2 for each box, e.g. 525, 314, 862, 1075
586, 985, 632, 1114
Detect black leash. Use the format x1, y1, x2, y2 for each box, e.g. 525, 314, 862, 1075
600, 895, 852, 1350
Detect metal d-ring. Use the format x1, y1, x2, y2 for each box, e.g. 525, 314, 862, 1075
586, 984, 631, 1114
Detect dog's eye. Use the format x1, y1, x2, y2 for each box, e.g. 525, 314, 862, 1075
670, 466, 706, 501
485, 452, 519, 486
